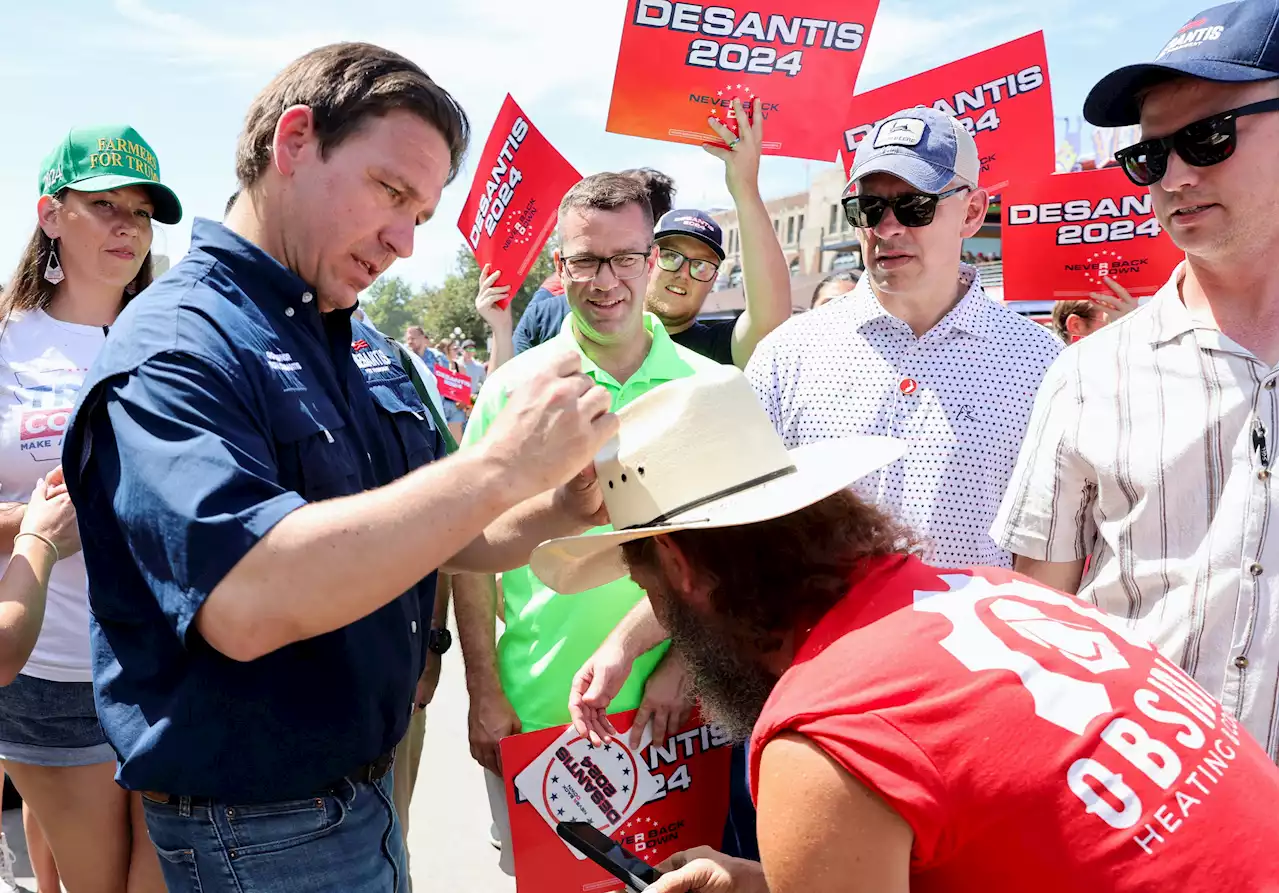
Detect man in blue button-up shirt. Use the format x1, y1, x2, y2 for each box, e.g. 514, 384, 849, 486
62, 44, 617, 893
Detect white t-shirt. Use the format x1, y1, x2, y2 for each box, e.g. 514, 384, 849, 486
0, 308, 106, 682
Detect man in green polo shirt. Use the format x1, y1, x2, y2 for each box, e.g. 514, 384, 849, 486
455, 172, 720, 872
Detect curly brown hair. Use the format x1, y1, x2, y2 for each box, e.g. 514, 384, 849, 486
621, 489, 922, 653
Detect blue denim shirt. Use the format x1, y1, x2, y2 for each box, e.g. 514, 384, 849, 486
63, 219, 446, 802
512, 287, 569, 355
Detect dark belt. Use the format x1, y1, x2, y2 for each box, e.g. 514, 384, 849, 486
140, 750, 395, 808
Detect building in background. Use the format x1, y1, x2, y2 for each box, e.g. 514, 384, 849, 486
706, 166, 1023, 321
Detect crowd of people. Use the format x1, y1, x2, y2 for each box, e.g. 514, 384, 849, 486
0, 1, 1275, 892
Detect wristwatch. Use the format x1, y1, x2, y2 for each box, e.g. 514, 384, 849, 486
427, 627, 452, 655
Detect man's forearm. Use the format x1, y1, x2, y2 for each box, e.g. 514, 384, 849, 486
609, 598, 668, 661
488, 323, 514, 371
446, 487, 591, 574
200, 446, 526, 661
732, 186, 793, 368
431, 573, 452, 631
1012, 554, 1086, 594
453, 572, 502, 695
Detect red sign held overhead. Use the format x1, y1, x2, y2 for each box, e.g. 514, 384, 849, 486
457, 95, 581, 308
606, 0, 882, 161
841, 32, 1054, 195
1001, 166, 1185, 302
501, 709, 733, 893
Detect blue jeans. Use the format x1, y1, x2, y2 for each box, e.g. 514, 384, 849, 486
141, 772, 407, 892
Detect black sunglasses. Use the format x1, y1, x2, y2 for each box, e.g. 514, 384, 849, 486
842, 185, 970, 229
1114, 98, 1278, 187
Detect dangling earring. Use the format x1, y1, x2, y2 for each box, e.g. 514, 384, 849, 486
43, 242, 65, 285
124, 282, 137, 296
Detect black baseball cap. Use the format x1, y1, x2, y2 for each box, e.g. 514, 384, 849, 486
654, 209, 725, 262
1084, 0, 1278, 127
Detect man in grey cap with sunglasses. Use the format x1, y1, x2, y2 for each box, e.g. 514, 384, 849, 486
744, 106, 1060, 571
994, 0, 1279, 760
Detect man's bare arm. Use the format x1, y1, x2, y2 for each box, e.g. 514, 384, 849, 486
758, 733, 913, 893
1012, 555, 1085, 594
453, 572, 501, 696
704, 99, 792, 369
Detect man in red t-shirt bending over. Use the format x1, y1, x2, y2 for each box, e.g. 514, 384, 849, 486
531, 368, 1279, 893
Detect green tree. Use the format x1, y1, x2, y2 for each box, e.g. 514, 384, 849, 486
420, 245, 558, 350
360, 275, 428, 338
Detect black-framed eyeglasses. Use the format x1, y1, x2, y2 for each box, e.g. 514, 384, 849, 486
559, 249, 652, 282
1114, 98, 1279, 187
656, 248, 719, 283
842, 185, 970, 229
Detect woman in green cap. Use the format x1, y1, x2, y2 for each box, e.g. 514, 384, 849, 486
0, 125, 181, 893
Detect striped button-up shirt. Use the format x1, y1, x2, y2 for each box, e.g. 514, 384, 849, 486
992, 264, 1279, 760
747, 264, 1062, 568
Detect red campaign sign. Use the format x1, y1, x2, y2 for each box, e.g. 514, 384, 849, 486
433, 367, 472, 405
1002, 166, 1184, 302
457, 94, 581, 308
501, 709, 733, 893
841, 32, 1054, 195
606, 0, 881, 162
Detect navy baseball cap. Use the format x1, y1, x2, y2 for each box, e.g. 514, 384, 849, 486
1084, 0, 1279, 127
654, 209, 725, 261
847, 107, 981, 195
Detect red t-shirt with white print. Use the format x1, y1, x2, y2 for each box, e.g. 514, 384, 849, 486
749, 555, 1278, 892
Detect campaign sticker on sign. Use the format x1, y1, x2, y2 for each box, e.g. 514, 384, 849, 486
606, 0, 881, 161
432, 367, 472, 405
1001, 166, 1184, 301
841, 32, 1053, 194
457, 95, 581, 307
502, 709, 733, 893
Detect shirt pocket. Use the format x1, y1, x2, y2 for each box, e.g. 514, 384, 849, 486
271, 397, 360, 502
368, 378, 439, 470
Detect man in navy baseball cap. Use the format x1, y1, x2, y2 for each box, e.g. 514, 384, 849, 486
1084, 0, 1277, 126
998, 0, 1279, 762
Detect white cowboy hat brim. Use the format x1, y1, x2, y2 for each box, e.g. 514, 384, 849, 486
530, 435, 906, 594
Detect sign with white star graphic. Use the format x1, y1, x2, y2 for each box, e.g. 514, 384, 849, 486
1003, 166, 1184, 302
501, 708, 735, 893
605, 0, 882, 161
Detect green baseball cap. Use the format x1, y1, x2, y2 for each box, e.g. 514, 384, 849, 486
38, 125, 182, 225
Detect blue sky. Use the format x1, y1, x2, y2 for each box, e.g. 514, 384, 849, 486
1, 0, 1199, 290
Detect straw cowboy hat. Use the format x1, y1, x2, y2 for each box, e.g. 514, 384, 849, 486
530, 365, 906, 595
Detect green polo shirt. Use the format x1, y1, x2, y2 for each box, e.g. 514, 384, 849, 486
462, 312, 721, 731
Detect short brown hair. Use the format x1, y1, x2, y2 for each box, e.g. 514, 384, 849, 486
622, 490, 922, 653
1051, 299, 1097, 343
558, 173, 655, 231
235, 42, 470, 190
620, 168, 677, 220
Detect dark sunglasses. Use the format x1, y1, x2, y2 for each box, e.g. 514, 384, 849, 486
656, 248, 719, 283
842, 185, 970, 229
1114, 98, 1279, 187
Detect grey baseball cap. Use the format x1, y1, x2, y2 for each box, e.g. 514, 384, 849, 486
848, 107, 981, 194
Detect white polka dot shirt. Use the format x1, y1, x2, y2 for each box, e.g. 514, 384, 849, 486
746, 265, 1062, 568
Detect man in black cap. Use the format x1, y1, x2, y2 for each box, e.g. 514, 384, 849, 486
644, 99, 792, 368
995, 0, 1279, 759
